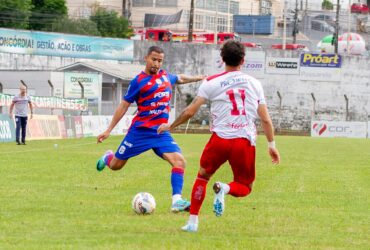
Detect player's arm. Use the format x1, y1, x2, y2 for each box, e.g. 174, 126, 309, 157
9, 101, 15, 118
157, 96, 207, 134
28, 101, 33, 119
257, 104, 280, 165
97, 100, 131, 143
176, 74, 205, 84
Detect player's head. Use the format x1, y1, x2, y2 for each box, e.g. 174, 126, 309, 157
145, 46, 165, 75
220, 40, 245, 67
19, 85, 27, 95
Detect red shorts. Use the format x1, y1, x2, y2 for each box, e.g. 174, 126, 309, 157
200, 133, 256, 186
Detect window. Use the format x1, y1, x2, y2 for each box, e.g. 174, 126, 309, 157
206, 0, 216, 11
102, 84, 114, 101
195, 14, 204, 29
261, 0, 272, 15
156, 0, 177, 7
196, 0, 206, 8
218, 0, 228, 13
230, 1, 239, 14
205, 15, 216, 30
132, 0, 153, 7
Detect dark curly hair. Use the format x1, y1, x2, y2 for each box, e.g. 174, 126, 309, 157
147, 46, 164, 55
220, 40, 245, 67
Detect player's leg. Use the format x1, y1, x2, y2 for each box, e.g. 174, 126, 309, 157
226, 138, 256, 197
153, 132, 190, 212
96, 129, 146, 171
182, 133, 229, 231
21, 116, 27, 144
15, 116, 21, 145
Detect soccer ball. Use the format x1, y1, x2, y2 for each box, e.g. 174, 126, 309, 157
132, 192, 156, 215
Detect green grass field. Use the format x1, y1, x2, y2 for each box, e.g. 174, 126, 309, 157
0, 134, 369, 249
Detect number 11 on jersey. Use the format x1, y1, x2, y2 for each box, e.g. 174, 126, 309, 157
226, 89, 246, 116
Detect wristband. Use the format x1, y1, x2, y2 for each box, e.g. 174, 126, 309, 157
268, 141, 276, 149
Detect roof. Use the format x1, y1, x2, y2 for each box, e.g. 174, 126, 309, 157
57, 61, 144, 80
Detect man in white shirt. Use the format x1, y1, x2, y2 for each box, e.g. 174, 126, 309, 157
158, 40, 280, 232
9, 85, 33, 145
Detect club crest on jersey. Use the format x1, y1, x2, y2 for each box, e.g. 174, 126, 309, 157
119, 145, 126, 154
155, 79, 163, 85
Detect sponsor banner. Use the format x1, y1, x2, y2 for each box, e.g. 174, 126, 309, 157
311, 121, 367, 138
300, 53, 342, 82
74, 116, 83, 138
0, 114, 16, 142
64, 72, 102, 99
144, 10, 183, 28
266, 57, 300, 74
210, 50, 265, 78
300, 67, 341, 82
300, 53, 342, 68
58, 115, 68, 139
27, 115, 64, 140
0, 28, 133, 61
242, 51, 265, 79
0, 93, 88, 111
81, 116, 101, 137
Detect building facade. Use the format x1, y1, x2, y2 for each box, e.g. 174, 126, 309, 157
66, 0, 283, 33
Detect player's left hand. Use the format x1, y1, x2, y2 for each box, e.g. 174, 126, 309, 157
157, 123, 171, 134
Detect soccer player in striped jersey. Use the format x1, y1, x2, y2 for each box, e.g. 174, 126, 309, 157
96, 46, 204, 212
158, 40, 280, 231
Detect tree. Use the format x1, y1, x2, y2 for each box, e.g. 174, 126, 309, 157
29, 0, 67, 31
322, 0, 334, 10
0, 0, 33, 29
51, 17, 101, 36
90, 7, 133, 38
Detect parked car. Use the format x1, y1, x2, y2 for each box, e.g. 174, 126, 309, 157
351, 3, 369, 14
313, 14, 336, 26
311, 20, 335, 33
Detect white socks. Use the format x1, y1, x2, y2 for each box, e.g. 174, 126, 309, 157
172, 194, 182, 205
189, 215, 199, 225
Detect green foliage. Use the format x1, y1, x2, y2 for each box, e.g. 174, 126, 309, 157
0, 135, 369, 248
185, 93, 194, 105
0, 0, 33, 29
90, 7, 133, 38
29, 0, 68, 31
51, 17, 101, 36
322, 0, 334, 10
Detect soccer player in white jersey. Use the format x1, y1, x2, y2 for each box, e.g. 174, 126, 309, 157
158, 40, 280, 232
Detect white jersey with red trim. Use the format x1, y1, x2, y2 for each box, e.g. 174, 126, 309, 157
197, 71, 266, 145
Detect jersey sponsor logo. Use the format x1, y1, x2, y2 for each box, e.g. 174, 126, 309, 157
123, 141, 133, 147
220, 77, 249, 88
118, 145, 126, 154
149, 109, 168, 115
154, 92, 170, 98
227, 122, 252, 129
150, 101, 169, 107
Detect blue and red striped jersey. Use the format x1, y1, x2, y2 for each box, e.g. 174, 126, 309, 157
124, 69, 178, 130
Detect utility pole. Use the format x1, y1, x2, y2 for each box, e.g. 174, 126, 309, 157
188, 0, 194, 42
292, 0, 299, 43
122, 0, 126, 17
334, 0, 340, 54
283, 0, 287, 49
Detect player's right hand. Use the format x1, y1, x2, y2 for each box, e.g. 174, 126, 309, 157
97, 131, 110, 143
157, 123, 171, 134
269, 148, 280, 165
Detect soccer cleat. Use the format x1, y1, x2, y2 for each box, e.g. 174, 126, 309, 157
171, 199, 191, 213
213, 182, 225, 217
181, 223, 198, 232
96, 150, 113, 172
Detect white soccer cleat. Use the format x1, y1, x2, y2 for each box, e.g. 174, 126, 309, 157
181, 223, 198, 232
213, 182, 225, 217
